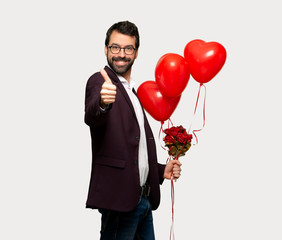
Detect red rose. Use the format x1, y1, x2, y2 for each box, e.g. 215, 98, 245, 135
163, 125, 192, 158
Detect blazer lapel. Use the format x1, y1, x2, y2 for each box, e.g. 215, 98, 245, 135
104, 66, 137, 119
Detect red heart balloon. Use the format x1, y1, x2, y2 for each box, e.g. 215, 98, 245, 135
155, 53, 190, 97
184, 39, 227, 84
137, 81, 181, 122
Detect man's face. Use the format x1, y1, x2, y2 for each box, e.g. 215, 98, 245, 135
105, 30, 138, 77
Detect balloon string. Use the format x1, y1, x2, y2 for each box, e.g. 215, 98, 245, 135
159, 118, 174, 151
188, 84, 202, 133
158, 118, 176, 240
159, 121, 164, 140
159, 121, 166, 151
169, 153, 182, 240
188, 83, 207, 144
176, 140, 187, 160
170, 171, 175, 240
168, 118, 173, 128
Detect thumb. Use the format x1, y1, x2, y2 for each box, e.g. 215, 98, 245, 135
100, 69, 113, 84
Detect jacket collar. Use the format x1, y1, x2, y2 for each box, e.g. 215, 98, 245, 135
104, 66, 138, 121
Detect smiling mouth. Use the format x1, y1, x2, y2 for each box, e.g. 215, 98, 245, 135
114, 60, 128, 66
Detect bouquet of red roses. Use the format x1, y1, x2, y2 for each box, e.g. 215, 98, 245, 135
163, 125, 192, 158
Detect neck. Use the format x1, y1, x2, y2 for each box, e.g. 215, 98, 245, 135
121, 68, 132, 82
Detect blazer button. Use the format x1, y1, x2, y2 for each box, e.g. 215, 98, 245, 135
136, 136, 140, 141
134, 160, 138, 166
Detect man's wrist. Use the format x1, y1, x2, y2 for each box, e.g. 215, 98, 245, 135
100, 102, 108, 109
100, 100, 111, 111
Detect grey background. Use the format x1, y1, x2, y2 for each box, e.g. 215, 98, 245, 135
1, 0, 281, 239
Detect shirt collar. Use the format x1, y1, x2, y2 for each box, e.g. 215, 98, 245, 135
118, 75, 136, 91
106, 65, 136, 90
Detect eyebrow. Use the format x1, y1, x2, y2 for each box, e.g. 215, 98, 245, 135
111, 43, 135, 48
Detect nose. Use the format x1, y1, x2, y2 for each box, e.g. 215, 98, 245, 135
118, 48, 126, 58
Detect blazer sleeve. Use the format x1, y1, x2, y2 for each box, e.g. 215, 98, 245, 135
158, 163, 166, 184
84, 72, 112, 127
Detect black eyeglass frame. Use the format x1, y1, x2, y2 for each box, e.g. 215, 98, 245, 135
107, 45, 136, 55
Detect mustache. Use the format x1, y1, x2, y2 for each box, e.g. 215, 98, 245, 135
112, 57, 131, 62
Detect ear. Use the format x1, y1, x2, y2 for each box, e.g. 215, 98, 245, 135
134, 48, 139, 59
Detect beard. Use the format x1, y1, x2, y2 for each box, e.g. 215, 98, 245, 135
107, 55, 135, 76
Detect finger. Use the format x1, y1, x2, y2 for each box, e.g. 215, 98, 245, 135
100, 69, 113, 84
173, 163, 181, 169
173, 169, 181, 175
101, 95, 116, 101
173, 166, 181, 172
173, 171, 181, 178
101, 92, 116, 102
100, 88, 117, 95
171, 159, 182, 166
102, 82, 117, 91
102, 98, 116, 105
173, 167, 181, 174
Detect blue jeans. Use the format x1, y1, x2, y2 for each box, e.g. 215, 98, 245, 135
98, 197, 155, 240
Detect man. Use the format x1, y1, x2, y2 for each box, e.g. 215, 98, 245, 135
84, 21, 182, 240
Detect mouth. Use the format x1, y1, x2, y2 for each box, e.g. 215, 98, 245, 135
113, 57, 130, 67
114, 60, 128, 66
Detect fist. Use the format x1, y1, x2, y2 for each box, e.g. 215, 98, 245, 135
100, 69, 117, 108
163, 159, 182, 180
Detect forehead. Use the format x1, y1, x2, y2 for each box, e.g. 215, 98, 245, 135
109, 30, 136, 47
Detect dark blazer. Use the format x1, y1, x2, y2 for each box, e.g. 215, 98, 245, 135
84, 66, 166, 212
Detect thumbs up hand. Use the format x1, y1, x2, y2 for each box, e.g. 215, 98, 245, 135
100, 69, 117, 108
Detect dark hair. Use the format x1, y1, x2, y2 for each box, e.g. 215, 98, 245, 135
105, 21, 140, 49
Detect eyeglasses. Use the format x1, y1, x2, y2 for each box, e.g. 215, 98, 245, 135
108, 45, 136, 55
